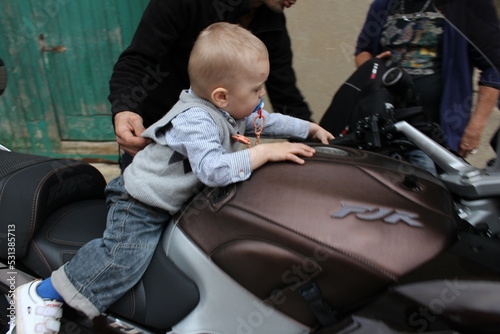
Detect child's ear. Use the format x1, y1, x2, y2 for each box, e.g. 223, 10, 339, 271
211, 87, 229, 108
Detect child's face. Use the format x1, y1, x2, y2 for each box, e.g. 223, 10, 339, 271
225, 58, 269, 120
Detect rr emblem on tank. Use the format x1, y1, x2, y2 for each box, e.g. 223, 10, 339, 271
331, 203, 423, 228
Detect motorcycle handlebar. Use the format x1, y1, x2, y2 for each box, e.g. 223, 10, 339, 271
329, 132, 359, 146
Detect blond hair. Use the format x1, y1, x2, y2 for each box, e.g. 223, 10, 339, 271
188, 22, 269, 97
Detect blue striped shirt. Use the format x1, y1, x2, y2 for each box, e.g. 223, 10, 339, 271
164, 105, 310, 187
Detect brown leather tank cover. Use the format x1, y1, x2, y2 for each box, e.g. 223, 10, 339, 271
177, 144, 457, 326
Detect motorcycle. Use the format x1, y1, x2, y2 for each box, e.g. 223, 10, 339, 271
1, 1, 500, 333
2, 93, 500, 334
2, 124, 500, 334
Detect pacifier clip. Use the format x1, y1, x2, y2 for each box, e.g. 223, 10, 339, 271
232, 100, 266, 148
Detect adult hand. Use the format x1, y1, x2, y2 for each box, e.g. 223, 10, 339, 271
114, 111, 151, 156
354, 51, 391, 68
376, 51, 392, 59
459, 86, 499, 157
459, 123, 482, 158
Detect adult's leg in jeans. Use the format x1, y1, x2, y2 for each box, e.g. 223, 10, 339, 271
405, 149, 438, 176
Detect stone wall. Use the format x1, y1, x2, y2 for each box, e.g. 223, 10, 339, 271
285, 0, 373, 122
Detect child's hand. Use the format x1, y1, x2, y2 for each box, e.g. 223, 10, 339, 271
249, 142, 315, 170
308, 123, 335, 144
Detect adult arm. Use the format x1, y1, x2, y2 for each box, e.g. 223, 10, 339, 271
354, 0, 387, 60
114, 112, 150, 156
355, 51, 374, 68
109, 0, 185, 154
459, 85, 500, 157
355, 51, 392, 68
461, 0, 500, 156
109, 0, 184, 115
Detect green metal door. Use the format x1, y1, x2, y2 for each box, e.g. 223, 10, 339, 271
0, 0, 149, 161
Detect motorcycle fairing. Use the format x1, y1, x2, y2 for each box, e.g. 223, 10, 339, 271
164, 221, 311, 334
177, 145, 457, 327
396, 280, 500, 330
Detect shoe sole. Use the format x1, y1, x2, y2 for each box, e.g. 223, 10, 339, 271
14, 282, 33, 334
14, 284, 24, 334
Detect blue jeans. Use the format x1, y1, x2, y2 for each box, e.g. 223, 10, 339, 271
51, 176, 171, 318
404, 149, 437, 176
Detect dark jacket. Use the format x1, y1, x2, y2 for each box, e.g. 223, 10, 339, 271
108, 0, 311, 127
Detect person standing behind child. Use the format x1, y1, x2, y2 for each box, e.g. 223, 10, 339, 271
10, 22, 334, 334
355, 0, 500, 158
110, 0, 313, 170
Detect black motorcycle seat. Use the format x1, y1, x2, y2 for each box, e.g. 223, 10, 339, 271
0, 151, 199, 330
22, 199, 108, 277
0, 151, 107, 260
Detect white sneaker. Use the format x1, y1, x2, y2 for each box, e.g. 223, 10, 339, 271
11, 280, 63, 334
